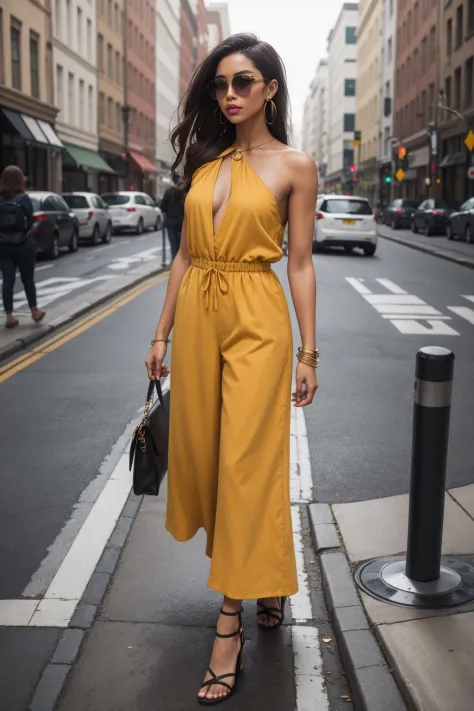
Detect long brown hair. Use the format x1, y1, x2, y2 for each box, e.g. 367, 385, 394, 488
171, 33, 291, 193
0, 165, 26, 198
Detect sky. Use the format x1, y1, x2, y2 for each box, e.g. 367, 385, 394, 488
225, 0, 344, 135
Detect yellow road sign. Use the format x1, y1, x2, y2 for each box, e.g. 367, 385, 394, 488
353, 139, 360, 147
395, 168, 405, 182
465, 130, 474, 151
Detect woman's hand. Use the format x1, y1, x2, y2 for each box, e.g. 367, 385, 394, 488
145, 342, 170, 380
292, 361, 318, 407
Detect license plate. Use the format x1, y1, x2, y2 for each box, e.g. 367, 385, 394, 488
343, 219, 356, 225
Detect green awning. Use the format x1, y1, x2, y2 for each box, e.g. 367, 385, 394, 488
64, 144, 116, 174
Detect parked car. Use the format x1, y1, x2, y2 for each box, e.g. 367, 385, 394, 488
62, 192, 113, 245
314, 195, 377, 256
28, 191, 79, 259
102, 191, 163, 234
411, 198, 460, 236
446, 197, 474, 243
382, 199, 419, 229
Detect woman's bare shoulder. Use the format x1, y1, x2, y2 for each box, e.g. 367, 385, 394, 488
274, 147, 318, 188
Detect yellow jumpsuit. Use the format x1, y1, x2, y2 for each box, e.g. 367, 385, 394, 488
166, 145, 298, 600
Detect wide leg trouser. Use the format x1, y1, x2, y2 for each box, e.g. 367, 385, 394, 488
166, 262, 298, 600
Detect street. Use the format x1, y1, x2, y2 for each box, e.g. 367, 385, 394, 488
0, 235, 473, 710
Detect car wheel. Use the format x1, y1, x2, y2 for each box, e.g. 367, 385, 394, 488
446, 223, 454, 241
68, 229, 79, 253
466, 225, 473, 244
391, 218, 398, 230
136, 217, 144, 235
411, 219, 418, 233
47, 233, 60, 260
363, 244, 376, 256
91, 223, 101, 246
102, 222, 112, 244
424, 221, 432, 236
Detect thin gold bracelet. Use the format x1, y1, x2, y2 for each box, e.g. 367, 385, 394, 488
151, 337, 171, 345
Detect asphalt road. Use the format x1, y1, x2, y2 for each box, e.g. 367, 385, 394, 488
0, 235, 473, 709
1, 228, 169, 313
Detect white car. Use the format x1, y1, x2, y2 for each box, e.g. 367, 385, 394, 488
102, 191, 163, 235
314, 195, 377, 256
62, 192, 113, 245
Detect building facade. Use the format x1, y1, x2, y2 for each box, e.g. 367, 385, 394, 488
196, 0, 209, 63
356, 0, 381, 201
179, 0, 197, 99
378, 0, 397, 205
302, 59, 328, 185
438, 0, 474, 202
156, 0, 180, 197
97, 0, 125, 192
0, 0, 63, 191
393, 0, 439, 200
123, 0, 157, 193
207, 2, 231, 51
52, 0, 107, 192
326, 3, 358, 192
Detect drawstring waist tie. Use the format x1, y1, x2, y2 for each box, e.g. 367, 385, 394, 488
191, 257, 272, 310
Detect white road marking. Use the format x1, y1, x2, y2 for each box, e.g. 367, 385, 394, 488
463, 295, 474, 303
375, 278, 408, 294
346, 277, 461, 335
35, 263, 55, 272
290, 404, 330, 710
0, 600, 38, 626
293, 626, 329, 711
107, 247, 161, 270
14, 275, 116, 310
447, 306, 474, 325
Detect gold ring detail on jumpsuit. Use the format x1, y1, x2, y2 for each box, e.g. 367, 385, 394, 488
191, 257, 272, 311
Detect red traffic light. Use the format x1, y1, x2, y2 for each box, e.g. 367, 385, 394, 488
398, 146, 407, 159
349, 164, 356, 173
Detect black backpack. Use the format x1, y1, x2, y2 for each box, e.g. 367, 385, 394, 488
0, 196, 29, 245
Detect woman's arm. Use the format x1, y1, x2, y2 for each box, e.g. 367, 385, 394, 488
286, 152, 319, 406
145, 217, 191, 379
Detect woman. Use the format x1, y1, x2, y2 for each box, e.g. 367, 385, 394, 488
0, 165, 45, 328
145, 34, 319, 705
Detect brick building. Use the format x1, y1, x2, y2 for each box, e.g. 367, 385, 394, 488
179, 0, 197, 99
124, 0, 157, 192
393, 0, 439, 199
438, 0, 474, 202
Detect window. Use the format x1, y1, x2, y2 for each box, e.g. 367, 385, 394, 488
429, 26, 436, 63
56, 64, 63, 112
454, 66, 462, 109
29, 32, 39, 98
107, 97, 113, 128
88, 85, 94, 131
344, 58, 356, 63
68, 72, 74, 124
79, 79, 85, 128
11, 20, 21, 90
343, 113, 355, 132
87, 19, 92, 58
414, 1, 419, 26
428, 83, 435, 121
107, 0, 113, 24
421, 90, 427, 121
345, 27, 356, 44
116, 102, 121, 133
77, 7, 82, 53
321, 198, 372, 215
387, 37, 392, 64
445, 75, 452, 108
54, 0, 61, 40
115, 51, 120, 84
107, 43, 113, 78
469, 0, 474, 34
114, 3, 119, 31
413, 49, 419, 78
99, 92, 105, 124
344, 78, 356, 96
66, 0, 72, 45
465, 57, 473, 108
456, 4, 464, 48
447, 19, 453, 56
98, 34, 104, 73
421, 36, 427, 73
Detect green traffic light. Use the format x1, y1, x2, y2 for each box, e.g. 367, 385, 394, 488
385, 176, 392, 183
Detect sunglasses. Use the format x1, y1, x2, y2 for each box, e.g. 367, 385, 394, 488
207, 75, 268, 101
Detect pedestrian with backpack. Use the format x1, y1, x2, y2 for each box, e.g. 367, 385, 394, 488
0, 165, 45, 328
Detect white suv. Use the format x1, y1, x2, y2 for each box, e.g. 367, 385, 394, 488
314, 195, 377, 256
102, 191, 163, 235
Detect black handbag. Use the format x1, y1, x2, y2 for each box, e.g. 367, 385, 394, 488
129, 378, 170, 496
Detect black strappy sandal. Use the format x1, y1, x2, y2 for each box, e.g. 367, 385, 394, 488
256, 597, 287, 630
198, 608, 245, 706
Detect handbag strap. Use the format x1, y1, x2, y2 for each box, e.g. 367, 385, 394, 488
145, 378, 166, 411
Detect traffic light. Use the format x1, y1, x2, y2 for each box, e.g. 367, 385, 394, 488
397, 146, 407, 160
349, 164, 356, 173
396, 146, 409, 171
385, 175, 392, 184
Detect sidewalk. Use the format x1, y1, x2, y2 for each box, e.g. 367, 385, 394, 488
313, 485, 474, 711
0, 258, 167, 362
377, 224, 474, 269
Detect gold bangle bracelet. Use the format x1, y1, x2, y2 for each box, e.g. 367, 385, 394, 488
151, 337, 171, 345
297, 346, 320, 367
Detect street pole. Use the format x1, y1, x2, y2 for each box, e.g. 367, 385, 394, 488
121, 1, 130, 190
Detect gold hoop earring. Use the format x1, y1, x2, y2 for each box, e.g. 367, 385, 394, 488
265, 99, 277, 125
215, 105, 227, 125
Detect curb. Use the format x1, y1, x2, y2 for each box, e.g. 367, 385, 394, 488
0, 264, 169, 363
28, 486, 144, 711
308, 504, 408, 711
378, 229, 474, 270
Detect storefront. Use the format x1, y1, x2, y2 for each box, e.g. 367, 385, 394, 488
0, 107, 63, 191
127, 150, 158, 196
62, 144, 116, 193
